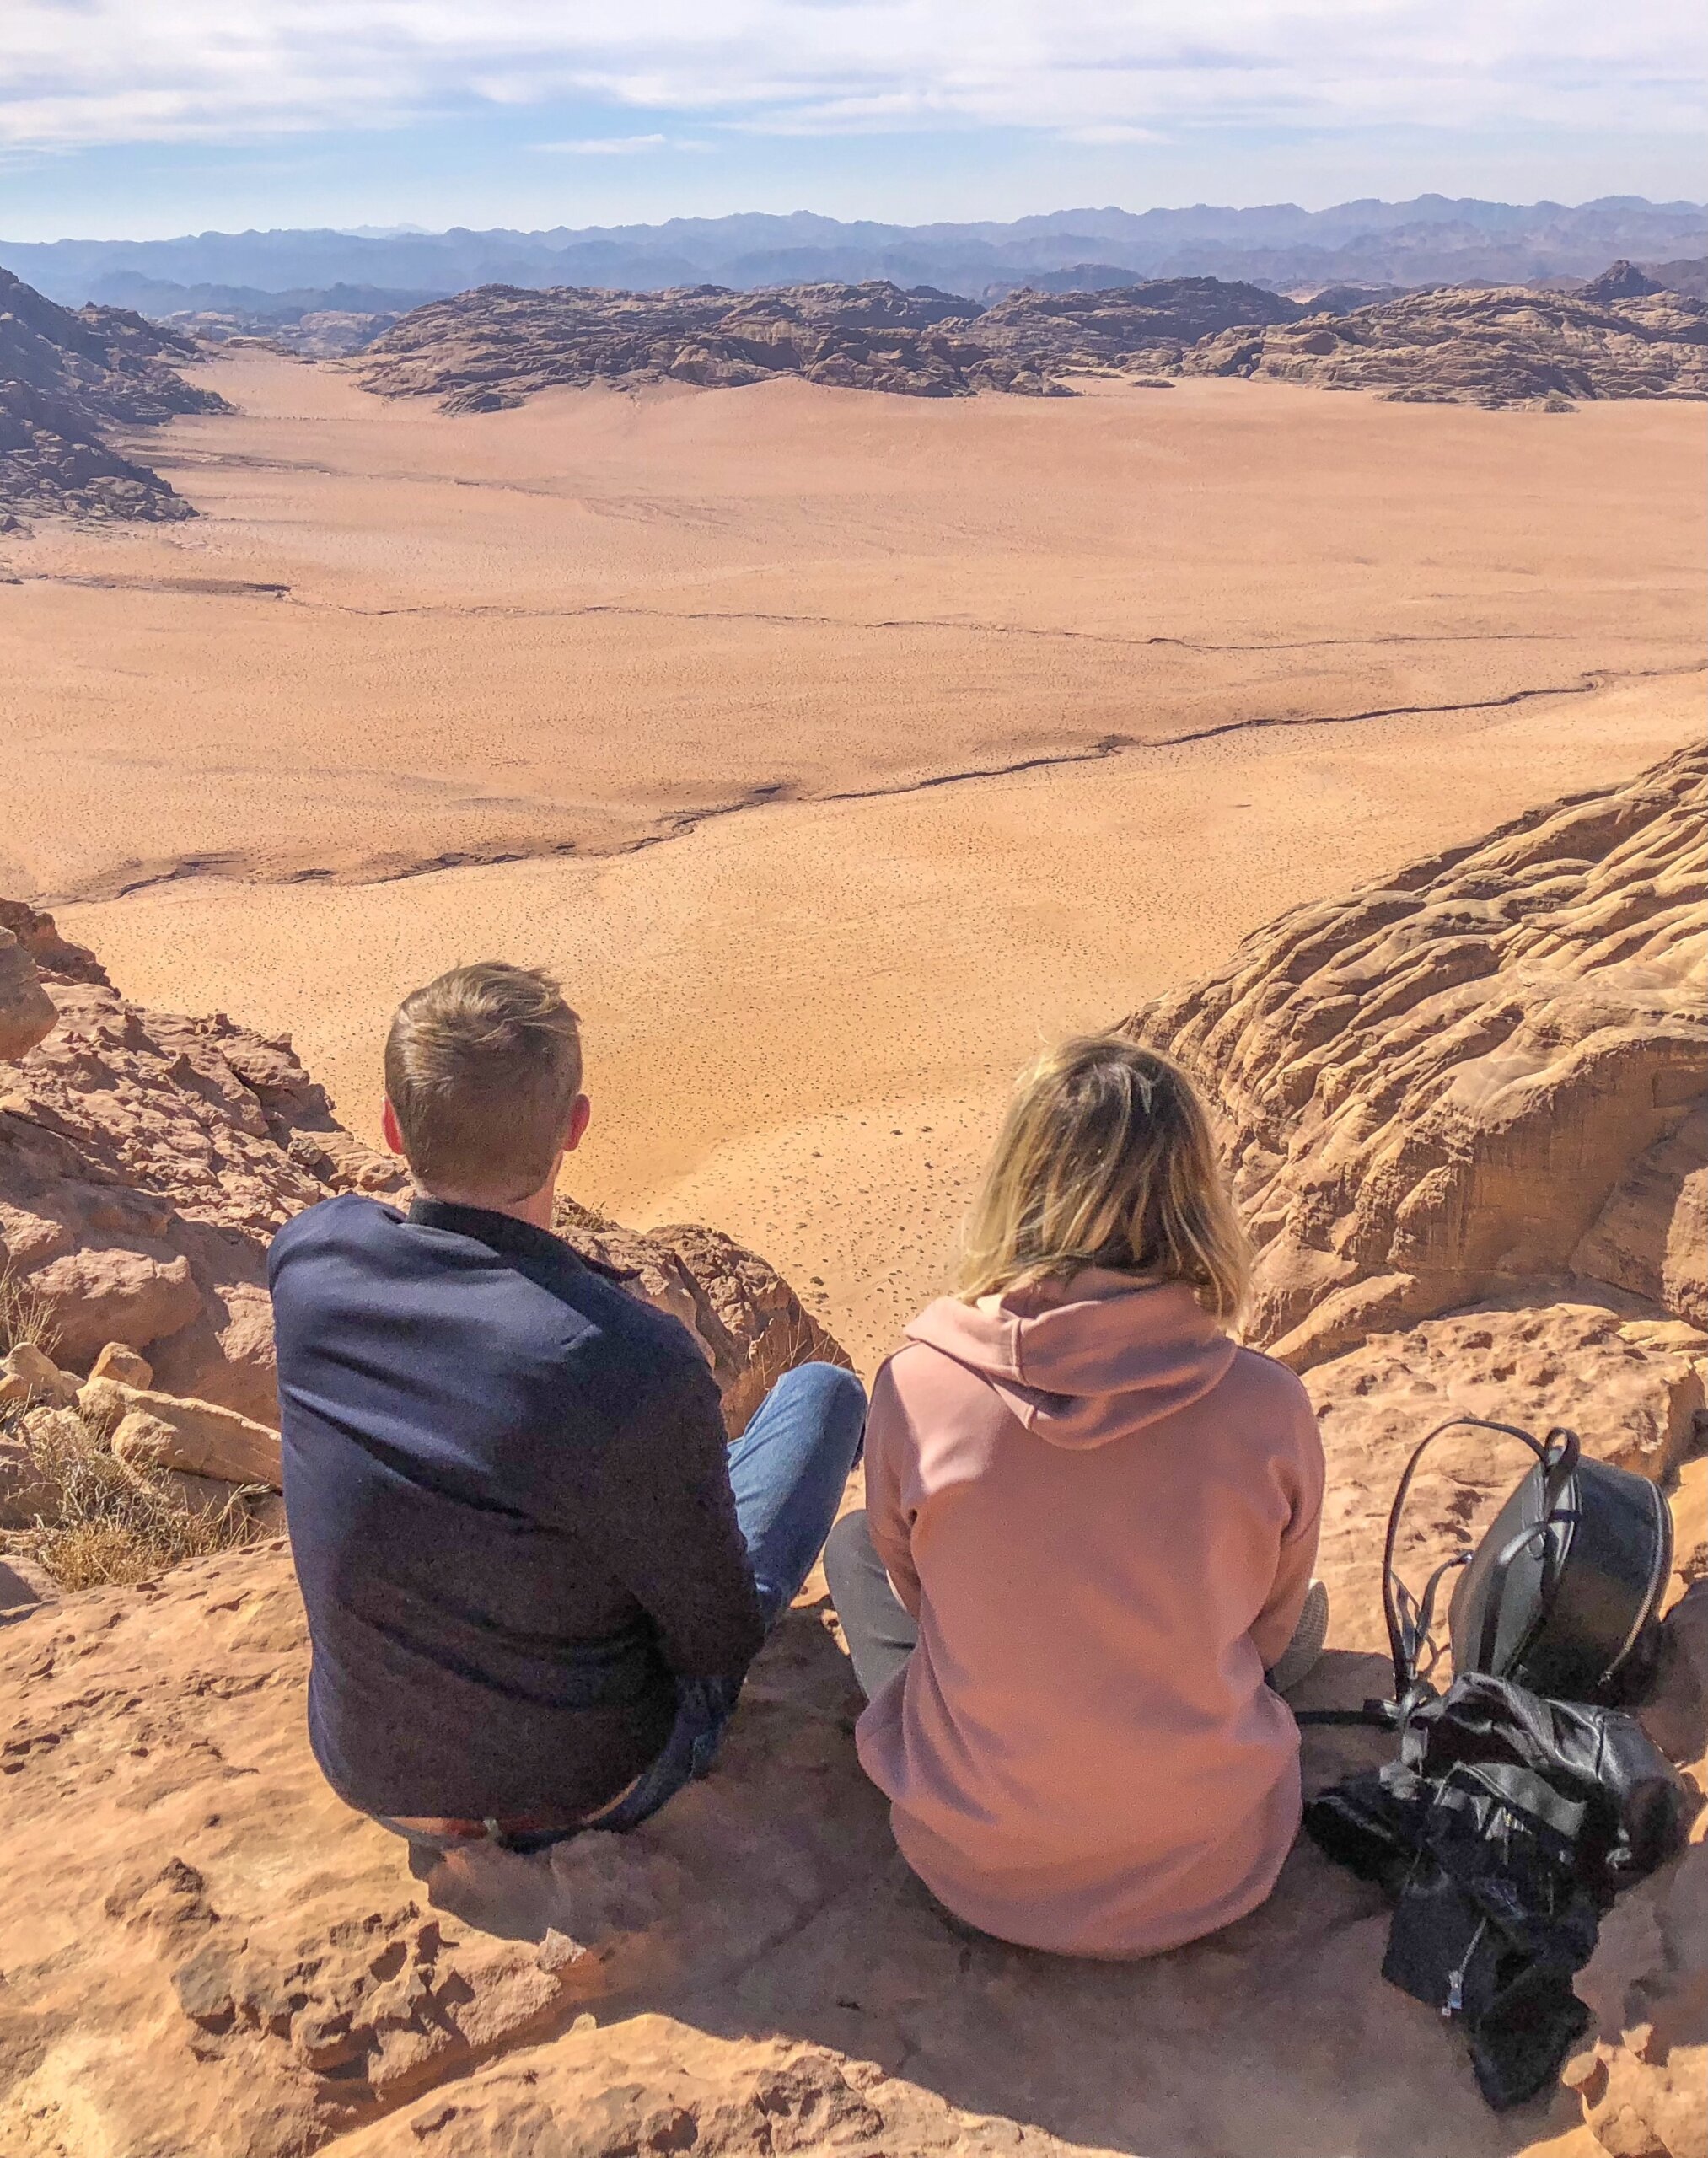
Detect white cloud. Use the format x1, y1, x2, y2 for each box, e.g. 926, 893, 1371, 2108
538, 133, 673, 155
0, 1, 1701, 151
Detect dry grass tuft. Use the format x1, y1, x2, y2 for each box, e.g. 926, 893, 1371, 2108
8, 1405, 265, 1591
0, 1267, 56, 1359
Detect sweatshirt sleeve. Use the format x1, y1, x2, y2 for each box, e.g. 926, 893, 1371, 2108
862, 1355, 922, 1618
1248, 1377, 1327, 1672
599, 1349, 767, 1682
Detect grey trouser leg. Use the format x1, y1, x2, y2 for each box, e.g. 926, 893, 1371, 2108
824, 1508, 918, 1700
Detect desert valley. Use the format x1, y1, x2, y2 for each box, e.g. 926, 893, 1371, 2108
2, 228, 1705, 2158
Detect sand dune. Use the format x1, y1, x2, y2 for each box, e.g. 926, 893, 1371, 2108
8, 350, 1700, 1364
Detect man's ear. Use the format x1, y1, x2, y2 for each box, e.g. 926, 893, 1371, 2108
564, 1093, 592, 1154
381, 1098, 406, 1157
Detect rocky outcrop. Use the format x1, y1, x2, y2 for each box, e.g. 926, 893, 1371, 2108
0, 266, 228, 526
966, 277, 1301, 373
1579, 259, 1666, 303
0, 897, 406, 1422
555, 1200, 848, 1437
1182, 282, 1708, 406
357, 280, 1003, 406
355, 270, 1708, 413
1128, 745, 1707, 1367
357, 275, 1314, 408
0, 899, 846, 1432
0, 931, 56, 1062
1124, 743, 1708, 2155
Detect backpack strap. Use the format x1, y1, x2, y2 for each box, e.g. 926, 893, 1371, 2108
1295, 1416, 1577, 1732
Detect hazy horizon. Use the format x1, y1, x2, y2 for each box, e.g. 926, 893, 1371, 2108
8, 191, 1706, 252
3, 1, 1702, 243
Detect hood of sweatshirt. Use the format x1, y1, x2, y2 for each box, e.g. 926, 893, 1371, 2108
902, 1270, 1238, 1450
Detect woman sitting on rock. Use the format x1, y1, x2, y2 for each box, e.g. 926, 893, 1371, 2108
826, 1033, 1327, 1957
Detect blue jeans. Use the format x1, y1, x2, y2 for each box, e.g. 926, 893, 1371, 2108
386, 1361, 867, 1859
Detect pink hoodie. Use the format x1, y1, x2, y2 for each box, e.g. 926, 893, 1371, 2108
856, 1270, 1324, 1957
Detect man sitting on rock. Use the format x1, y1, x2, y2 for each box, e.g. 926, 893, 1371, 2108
269, 962, 866, 1862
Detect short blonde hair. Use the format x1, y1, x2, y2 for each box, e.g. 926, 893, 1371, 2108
384, 962, 583, 1201
957, 1033, 1251, 1323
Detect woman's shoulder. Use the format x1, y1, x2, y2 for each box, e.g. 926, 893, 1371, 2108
1220, 1339, 1319, 1422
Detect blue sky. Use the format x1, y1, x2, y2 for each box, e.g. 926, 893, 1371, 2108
2, 3, 1702, 241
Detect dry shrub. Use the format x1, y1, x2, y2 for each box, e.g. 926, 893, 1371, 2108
0, 1266, 56, 1359
8, 1406, 264, 1591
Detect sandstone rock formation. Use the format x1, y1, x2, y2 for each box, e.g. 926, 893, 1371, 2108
1182, 282, 1708, 405
357, 274, 1314, 409
1579, 259, 1667, 303
0, 899, 845, 1433
0, 930, 56, 1062
0, 266, 228, 525
1130, 744, 1707, 1366
555, 1199, 847, 1437
355, 270, 1707, 413
964, 277, 1301, 374
357, 280, 1001, 407
0, 897, 406, 1422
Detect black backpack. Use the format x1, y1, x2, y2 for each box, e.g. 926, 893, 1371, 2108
1300, 1418, 1690, 2109
1381, 1417, 1673, 1716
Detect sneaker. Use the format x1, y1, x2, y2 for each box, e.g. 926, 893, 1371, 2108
1266, 1579, 1329, 1697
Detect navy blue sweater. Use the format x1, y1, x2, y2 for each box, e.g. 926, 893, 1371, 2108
268, 1193, 765, 1820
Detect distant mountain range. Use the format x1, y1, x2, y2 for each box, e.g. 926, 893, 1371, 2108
5, 197, 1705, 311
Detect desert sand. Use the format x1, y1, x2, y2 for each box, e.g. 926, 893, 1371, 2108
3, 348, 1700, 1365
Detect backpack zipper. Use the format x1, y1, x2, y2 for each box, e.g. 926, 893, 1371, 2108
1443, 1915, 1489, 2016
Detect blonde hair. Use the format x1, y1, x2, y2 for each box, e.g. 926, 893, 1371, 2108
384, 962, 583, 1201
957, 1033, 1251, 1324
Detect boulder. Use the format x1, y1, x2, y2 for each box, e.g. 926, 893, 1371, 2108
108, 1420, 260, 1521
89, 1339, 155, 1388
555, 1199, 851, 1436
0, 1339, 81, 1410
0, 1433, 56, 1527
20, 1246, 204, 1368
0, 928, 57, 1062
89, 1382, 283, 1488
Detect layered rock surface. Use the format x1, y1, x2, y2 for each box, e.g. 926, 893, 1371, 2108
1183, 282, 1708, 405
0, 266, 228, 525
1129, 744, 1707, 1366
